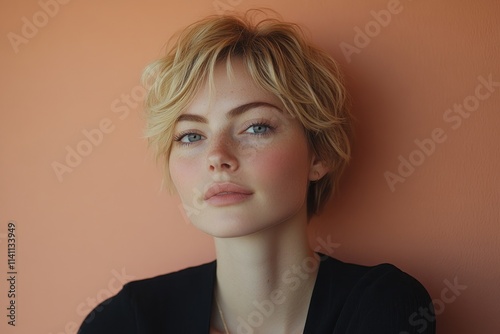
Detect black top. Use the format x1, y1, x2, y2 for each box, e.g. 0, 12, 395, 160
78, 255, 435, 333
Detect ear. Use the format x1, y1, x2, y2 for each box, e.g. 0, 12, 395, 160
308, 155, 330, 182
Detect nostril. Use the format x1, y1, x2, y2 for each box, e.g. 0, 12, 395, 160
207, 146, 236, 169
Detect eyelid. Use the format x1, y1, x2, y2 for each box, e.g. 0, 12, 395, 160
242, 117, 277, 133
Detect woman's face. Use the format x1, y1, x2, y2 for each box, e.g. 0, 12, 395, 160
169, 58, 321, 238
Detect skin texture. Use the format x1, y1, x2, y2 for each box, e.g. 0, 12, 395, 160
169, 58, 329, 333
170, 58, 325, 238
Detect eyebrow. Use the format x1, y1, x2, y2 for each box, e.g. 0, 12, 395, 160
176, 101, 282, 123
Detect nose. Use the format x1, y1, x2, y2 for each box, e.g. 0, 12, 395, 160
207, 135, 239, 173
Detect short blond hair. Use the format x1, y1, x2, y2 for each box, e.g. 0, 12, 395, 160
142, 10, 352, 217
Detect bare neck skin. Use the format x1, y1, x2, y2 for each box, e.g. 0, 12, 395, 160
210, 206, 319, 333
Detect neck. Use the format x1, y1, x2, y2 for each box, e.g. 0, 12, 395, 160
212, 211, 319, 333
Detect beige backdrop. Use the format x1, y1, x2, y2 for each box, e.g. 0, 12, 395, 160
1, 0, 499, 333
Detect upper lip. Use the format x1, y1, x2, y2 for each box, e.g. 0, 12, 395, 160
203, 182, 253, 200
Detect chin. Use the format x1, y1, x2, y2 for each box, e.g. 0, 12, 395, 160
191, 216, 268, 239
190, 208, 304, 239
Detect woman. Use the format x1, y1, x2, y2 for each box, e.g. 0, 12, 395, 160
79, 11, 435, 334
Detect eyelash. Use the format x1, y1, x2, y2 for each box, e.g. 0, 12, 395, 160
173, 121, 275, 147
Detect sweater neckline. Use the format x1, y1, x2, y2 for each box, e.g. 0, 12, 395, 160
203, 253, 332, 333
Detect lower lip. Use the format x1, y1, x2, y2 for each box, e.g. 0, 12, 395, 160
206, 193, 252, 207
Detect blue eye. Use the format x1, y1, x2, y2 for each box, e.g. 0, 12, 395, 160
182, 133, 202, 142
246, 123, 272, 135
176, 133, 203, 144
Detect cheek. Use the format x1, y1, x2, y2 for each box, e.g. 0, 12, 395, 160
250, 141, 310, 192
169, 155, 199, 197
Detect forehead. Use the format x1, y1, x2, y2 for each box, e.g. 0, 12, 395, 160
184, 58, 284, 117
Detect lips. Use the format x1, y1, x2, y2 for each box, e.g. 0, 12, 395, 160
203, 182, 252, 201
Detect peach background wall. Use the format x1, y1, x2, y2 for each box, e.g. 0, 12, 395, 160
1, 0, 498, 333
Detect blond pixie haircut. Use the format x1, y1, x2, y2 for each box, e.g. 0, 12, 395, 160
142, 10, 352, 218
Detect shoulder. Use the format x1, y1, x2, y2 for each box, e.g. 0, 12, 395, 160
121, 260, 216, 311
312, 255, 436, 333
318, 255, 430, 299
78, 260, 216, 334
125, 260, 216, 300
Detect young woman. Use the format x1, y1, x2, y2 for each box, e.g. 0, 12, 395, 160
78, 11, 435, 334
